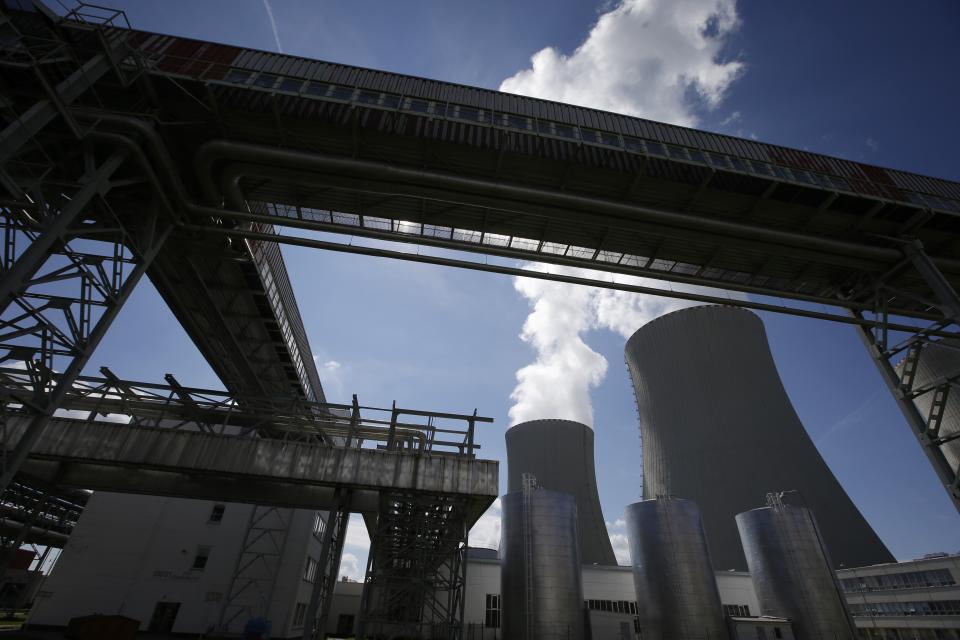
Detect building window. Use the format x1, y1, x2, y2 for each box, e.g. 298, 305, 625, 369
585, 599, 640, 615
293, 602, 307, 627
485, 594, 500, 628
847, 599, 960, 617
208, 504, 225, 523
774, 628, 783, 639
314, 512, 324, 536
723, 604, 751, 617
839, 568, 956, 593
304, 557, 318, 583
192, 546, 211, 571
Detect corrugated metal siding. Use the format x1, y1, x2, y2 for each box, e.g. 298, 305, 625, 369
120, 25, 960, 212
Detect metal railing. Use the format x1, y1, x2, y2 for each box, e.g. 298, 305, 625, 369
0, 366, 491, 456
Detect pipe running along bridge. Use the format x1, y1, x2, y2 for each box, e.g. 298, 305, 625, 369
1, 0, 960, 637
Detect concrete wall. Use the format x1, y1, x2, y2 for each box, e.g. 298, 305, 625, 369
324, 581, 363, 638
27, 492, 326, 638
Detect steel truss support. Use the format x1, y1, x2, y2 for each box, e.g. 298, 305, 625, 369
0, 484, 49, 578
0, 186, 171, 492
302, 489, 351, 640
853, 242, 960, 511
218, 505, 294, 633
357, 492, 469, 640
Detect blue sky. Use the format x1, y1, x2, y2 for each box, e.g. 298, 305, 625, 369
85, 0, 960, 576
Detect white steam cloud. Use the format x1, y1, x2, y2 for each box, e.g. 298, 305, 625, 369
504, 0, 744, 426
500, 0, 742, 127
469, 498, 503, 550
509, 265, 701, 427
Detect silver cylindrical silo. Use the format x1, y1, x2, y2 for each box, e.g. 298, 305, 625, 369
895, 339, 960, 473
736, 502, 856, 640
626, 497, 729, 640
501, 485, 584, 640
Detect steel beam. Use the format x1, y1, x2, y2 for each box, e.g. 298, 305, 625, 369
904, 240, 960, 323
302, 488, 351, 640
0, 150, 127, 313
0, 51, 113, 164
187, 223, 960, 339
853, 309, 960, 511
0, 207, 172, 493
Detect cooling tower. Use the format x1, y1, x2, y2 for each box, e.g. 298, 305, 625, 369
501, 483, 584, 640
625, 497, 729, 640
625, 305, 893, 571
506, 419, 617, 565
737, 502, 856, 639
894, 339, 960, 473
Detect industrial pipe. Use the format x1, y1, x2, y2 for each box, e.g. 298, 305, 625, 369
65, 112, 960, 329
194, 139, 958, 271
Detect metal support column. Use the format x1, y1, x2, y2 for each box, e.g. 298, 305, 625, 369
853, 315, 960, 510
0, 197, 171, 492
302, 488, 351, 640
218, 505, 294, 633
358, 492, 471, 640
903, 240, 960, 323
851, 240, 960, 511
0, 150, 128, 312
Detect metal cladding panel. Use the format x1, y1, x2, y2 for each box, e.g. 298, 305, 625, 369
895, 340, 960, 472
505, 419, 618, 565
625, 498, 729, 640
624, 305, 894, 571
501, 489, 584, 640
736, 506, 856, 640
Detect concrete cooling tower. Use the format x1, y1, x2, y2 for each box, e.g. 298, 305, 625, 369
505, 419, 617, 566
624, 305, 894, 571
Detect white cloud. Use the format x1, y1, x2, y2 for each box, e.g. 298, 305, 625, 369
338, 552, 363, 582
499, 0, 742, 127
323, 360, 341, 372
337, 514, 370, 583
866, 137, 879, 152
469, 498, 502, 550
344, 513, 369, 550
509, 263, 708, 426
606, 518, 632, 565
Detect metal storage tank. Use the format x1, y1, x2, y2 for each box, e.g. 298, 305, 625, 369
506, 419, 617, 565
624, 305, 893, 571
894, 339, 960, 473
736, 498, 856, 640
501, 477, 584, 640
625, 497, 729, 640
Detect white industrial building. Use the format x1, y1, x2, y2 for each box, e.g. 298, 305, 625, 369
27, 492, 330, 638
25, 491, 960, 639
454, 551, 960, 640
